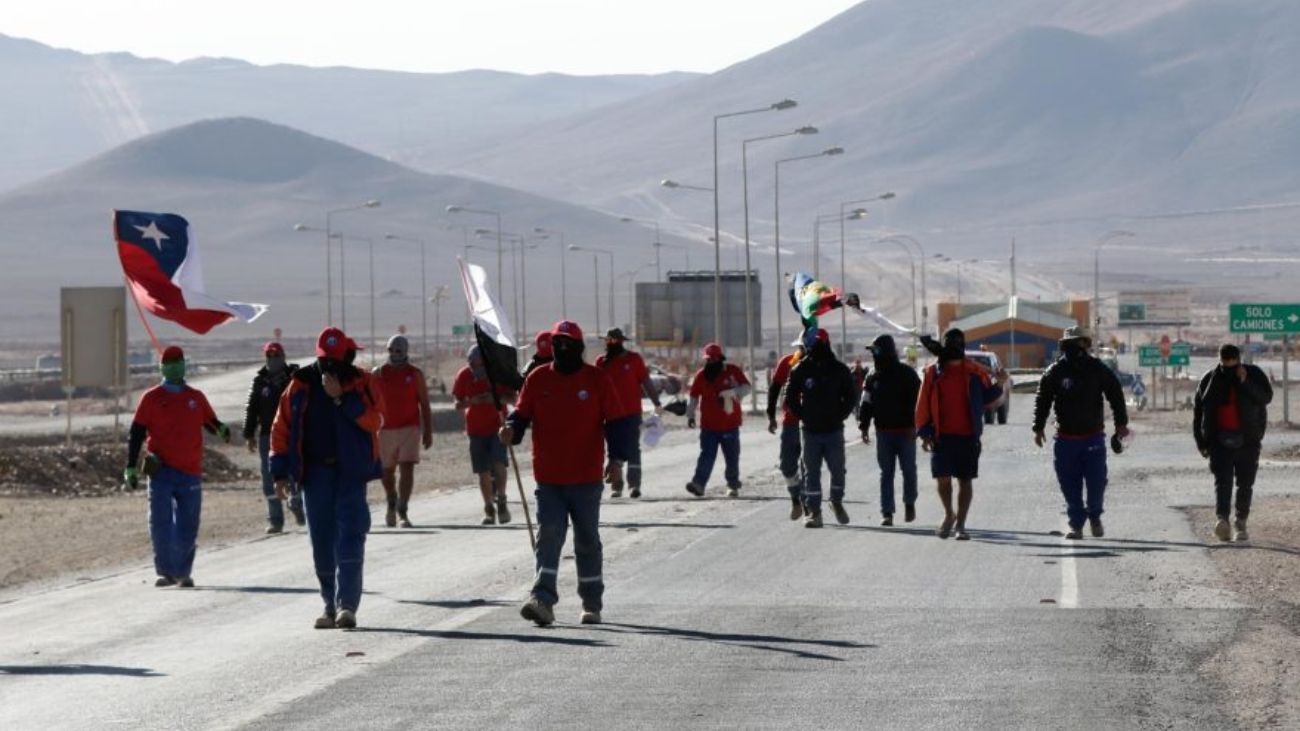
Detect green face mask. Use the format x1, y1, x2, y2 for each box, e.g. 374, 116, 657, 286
160, 360, 186, 384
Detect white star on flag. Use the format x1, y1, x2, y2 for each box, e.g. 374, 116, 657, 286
134, 221, 169, 251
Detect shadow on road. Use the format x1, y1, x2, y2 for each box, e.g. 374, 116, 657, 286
394, 524, 526, 532
1029, 551, 1122, 559
602, 522, 736, 530
396, 598, 511, 609
193, 585, 320, 594
581, 622, 876, 662
350, 626, 612, 647
0, 664, 163, 677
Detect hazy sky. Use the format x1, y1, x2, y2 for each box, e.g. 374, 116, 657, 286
4, 0, 864, 75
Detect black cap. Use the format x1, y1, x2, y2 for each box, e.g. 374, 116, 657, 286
605, 328, 626, 341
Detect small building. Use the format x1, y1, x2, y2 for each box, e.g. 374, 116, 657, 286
937, 298, 1091, 368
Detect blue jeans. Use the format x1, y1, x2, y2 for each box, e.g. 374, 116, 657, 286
1054, 434, 1108, 529
148, 467, 202, 578
802, 428, 846, 512
531, 483, 603, 610
876, 430, 918, 516
780, 424, 803, 498
301, 463, 371, 613
692, 429, 741, 488
259, 431, 300, 526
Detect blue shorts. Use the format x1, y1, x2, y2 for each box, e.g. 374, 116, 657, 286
931, 435, 981, 480
468, 434, 508, 474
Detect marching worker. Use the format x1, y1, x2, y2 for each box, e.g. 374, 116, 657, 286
523, 330, 554, 378
596, 328, 662, 498
858, 334, 922, 526
373, 335, 433, 528
125, 345, 231, 588
915, 328, 1006, 541
502, 320, 634, 626
452, 345, 516, 525
1193, 344, 1272, 542
1032, 327, 1129, 539
272, 327, 384, 630
768, 338, 808, 520
686, 343, 751, 498
244, 341, 303, 534
784, 329, 856, 527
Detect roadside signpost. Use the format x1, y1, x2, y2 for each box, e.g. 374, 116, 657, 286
1230, 303, 1298, 424
1139, 341, 1192, 409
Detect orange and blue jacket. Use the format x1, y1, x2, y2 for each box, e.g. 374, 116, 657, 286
915, 359, 1002, 441
270, 363, 384, 484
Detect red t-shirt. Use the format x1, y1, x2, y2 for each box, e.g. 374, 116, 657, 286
452, 366, 512, 437
690, 363, 750, 432
595, 350, 649, 419
936, 365, 974, 437
1216, 387, 1241, 432
133, 385, 217, 477
374, 363, 425, 429
771, 354, 799, 427
514, 363, 624, 485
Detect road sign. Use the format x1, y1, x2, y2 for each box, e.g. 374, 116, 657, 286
1169, 342, 1191, 366
1229, 303, 1300, 334
1139, 343, 1189, 367
451, 324, 470, 336
1139, 345, 1163, 368
1118, 303, 1146, 323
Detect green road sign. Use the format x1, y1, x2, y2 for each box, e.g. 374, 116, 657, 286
1168, 343, 1191, 366
1229, 303, 1300, 334
1118, 303, 1146, 322
1138, 345, 1163, 367
1139, 343, 1190, 367
451, 324, 470, 336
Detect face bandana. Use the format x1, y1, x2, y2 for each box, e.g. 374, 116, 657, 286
553, 338, 584, 374
388, 347, 409, 367
266, 355, 287, 374
160, 360, 186, 385
1062, 341, 1089, 360
703, 360, 724, 380
605, 342, 625, 359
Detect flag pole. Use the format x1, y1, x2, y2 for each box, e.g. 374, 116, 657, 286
123, 276, 163, 356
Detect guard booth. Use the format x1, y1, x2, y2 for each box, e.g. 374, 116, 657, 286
635, 271, 762, 349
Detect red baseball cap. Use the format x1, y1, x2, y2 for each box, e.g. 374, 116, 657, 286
263, 341, 284, 357
161, 345, 184, 363
702, 342, 724, 361
535, 330, 553, 358
316, 327, 362, 359
550, 320, 584, 342
814, 328, 830, 344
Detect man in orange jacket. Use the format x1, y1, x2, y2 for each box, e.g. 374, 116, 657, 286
272, 327, 384, 630
373, 335, 433, 528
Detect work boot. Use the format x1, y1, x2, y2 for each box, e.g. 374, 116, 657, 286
1089, 516, 1105, 538
629, 485, 641, 499
580, 609, 602, 625
831, 500, 850, 525
154, 576, 177, 588
314, 610, 337, 630
1214, 517, 1232, 542
789, 496, 804, 521
336, 609, 357, 629
482, 503, 496, 525
685, 481, 705, 497
265, 522, 283, 535
881, 514, 894, 527
1233, 518, 1249, 542
385, 504, 397, 528
1065, 525, 1084, 540
177, 576, 195, 588
609, 484, 623, 498
905, 503, 916, 523
520, 596, 555, 627
289, 502, 306, 526
496, 497, 511, 525
804, 510, 824, 528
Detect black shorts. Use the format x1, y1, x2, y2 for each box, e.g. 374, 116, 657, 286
931, 435, 981, 480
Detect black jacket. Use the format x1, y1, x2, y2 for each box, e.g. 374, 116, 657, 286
1032, 354, 1127, 436
785, 355, 856, 433
858, 360, 921, 433
1193, 364, 1272, 449
243, 364, 298, 439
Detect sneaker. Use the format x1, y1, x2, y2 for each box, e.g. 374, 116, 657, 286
176, 576, 195, 588
725, 487, 739, 498
804, 510, 824, 528
1214, 517, 1232, 542
629, 486, 641, 499
685, 481, 705, 497
290, 503, 306, 526
154, 576, 177, 588
385, 505, 397, 528
954, 525, 971, 541
881, 514, 894, 527
1089, 516, 1104, 538
314, 611, 337, 630
1233, 519, 1249, 542
520, 597, 555, 627
336, 609, 357, 629
398, 514, 413, 529
609, 485, 623, 498
937, 515, 955, 539
904, 503, 916, 523
580, 609, 602, 625
1065, 526, 1084, 540
266, 522, 284, 535
830, 500, 850, 525
789, 497, 804, 521
496, 498, 512, 525
482, 504, 496, 525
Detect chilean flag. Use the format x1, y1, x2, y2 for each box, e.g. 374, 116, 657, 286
113, 210, 267, 334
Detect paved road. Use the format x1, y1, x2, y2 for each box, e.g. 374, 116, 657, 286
0, 404, 1290, 729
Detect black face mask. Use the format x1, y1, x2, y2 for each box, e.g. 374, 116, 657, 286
1063, 342, 1088, 360
871, 348, 897, 368
319, 356, 357, 382
605, 342, 625, 359
811, 341, 833, 361
703, 360, 724, 380
553, 339, 584, 374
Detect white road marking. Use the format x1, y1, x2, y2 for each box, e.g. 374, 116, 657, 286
1059, 540, 1080, 609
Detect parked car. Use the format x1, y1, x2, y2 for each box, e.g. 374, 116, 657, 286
966, 350, 1010, 425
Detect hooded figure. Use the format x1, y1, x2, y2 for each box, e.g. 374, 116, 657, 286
859, 334, 922, 526
785, 329, 857, 527
245, 341, 302, 532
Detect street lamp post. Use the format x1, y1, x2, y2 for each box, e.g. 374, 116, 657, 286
570, 245, 615, 332
872, 237, 919, 328
620, 216, 663, 282
384, 234, 428, 363
324, 201, 380, 326
712, 99, 797, 345
838, 193, 895, 348
774, 147, 843, 349
1093, 230, 1135, 346
534, 227, 567, 318
447, 205, 503, 299
882, 234, 929, 335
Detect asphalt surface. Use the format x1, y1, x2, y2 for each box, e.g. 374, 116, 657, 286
1, 402, 1291, 730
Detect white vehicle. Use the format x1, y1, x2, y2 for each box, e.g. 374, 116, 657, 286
965, 350, 1010, 425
